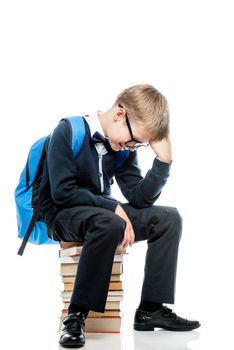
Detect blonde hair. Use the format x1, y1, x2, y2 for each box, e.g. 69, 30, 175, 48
114, 84, 169, 142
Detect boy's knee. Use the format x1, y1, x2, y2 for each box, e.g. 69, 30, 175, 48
107, 214, 126, 242
169, 207, 182, 225
168, 207, 183, 238
94, 212, 126, 242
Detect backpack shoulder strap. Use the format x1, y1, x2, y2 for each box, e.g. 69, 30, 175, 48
17, 190, 48, 256
66, 116, 86, 157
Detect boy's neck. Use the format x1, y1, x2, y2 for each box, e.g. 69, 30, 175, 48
97, 109, 112, 137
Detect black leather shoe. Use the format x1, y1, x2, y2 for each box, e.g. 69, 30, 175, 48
134, 306, 201, 331
59, 312, 86, 347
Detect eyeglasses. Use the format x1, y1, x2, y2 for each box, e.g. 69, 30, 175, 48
118, 104, 149, 150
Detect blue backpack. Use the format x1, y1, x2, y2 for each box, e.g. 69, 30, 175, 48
15, 116, 129, 256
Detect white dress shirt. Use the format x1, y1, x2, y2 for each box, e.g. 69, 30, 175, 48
84, 111, 108, 155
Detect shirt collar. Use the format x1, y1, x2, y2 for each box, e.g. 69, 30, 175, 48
85, 111, 105, 137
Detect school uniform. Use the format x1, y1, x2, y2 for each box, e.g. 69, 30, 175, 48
40, 112, 182, 312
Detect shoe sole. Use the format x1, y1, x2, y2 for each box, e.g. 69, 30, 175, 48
134, 323, 201, 332
59, 340, 85, 347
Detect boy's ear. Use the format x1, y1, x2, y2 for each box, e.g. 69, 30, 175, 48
114, 107, 125, 122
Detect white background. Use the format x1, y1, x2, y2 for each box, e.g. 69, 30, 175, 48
0, 1, 234, 349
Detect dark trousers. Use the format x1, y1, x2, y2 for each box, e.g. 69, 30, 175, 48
52, 204, 182, 313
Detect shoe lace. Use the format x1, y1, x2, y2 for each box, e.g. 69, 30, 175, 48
63, 314, 85, 330
161, 306, 177, 319
162, 306, 172, 313
67, 319, 85, 331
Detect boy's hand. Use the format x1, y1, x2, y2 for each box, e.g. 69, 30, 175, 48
150, 136, 172, 164
115, 204, 135, 250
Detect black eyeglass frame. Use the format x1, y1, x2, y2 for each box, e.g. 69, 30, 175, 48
118, 104, 149, 150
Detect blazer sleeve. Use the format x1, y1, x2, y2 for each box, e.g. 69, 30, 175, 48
46, 120, 118, 212
115, 151, 172, 208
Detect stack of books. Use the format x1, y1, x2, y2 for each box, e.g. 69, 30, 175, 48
59, 241, 126, 333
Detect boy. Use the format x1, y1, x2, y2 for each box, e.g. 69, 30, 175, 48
41, 84, 200, 347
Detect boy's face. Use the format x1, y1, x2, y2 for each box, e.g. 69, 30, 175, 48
107, 108, 150, 152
